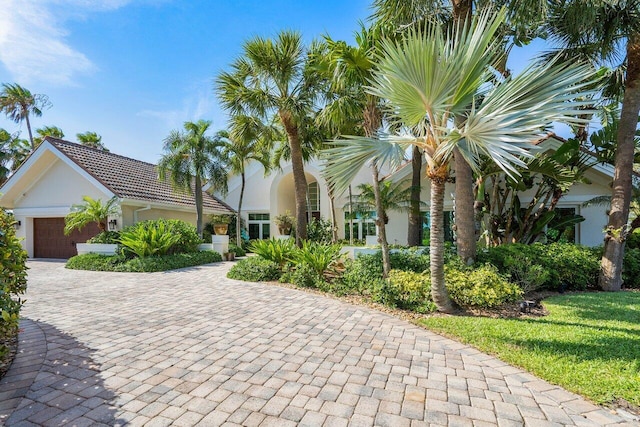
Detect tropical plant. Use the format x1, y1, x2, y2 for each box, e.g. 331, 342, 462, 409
545, 0, 640, 291
352, 180, 420, 225
158, 120, 227, 236
119, 221, 182, 258
76, 131, 108, 151
292, 241, 342, 277
33, 125, 64, 146
216, 31, 322, 245
214, 119, 271, 246
0, 83, 51, 150
323, 10, 597, 312
249, 238, 296, 268
274, 211, 295, 235
64, 196, 120, 236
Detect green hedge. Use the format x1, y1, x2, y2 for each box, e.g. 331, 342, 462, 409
66, 251, 221, 272
227, 256, 281, 282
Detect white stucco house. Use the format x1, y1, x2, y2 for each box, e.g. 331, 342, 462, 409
0, 137, 233, 258
221, 134, 617, 248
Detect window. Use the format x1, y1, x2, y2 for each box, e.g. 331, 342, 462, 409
248, 213, 270, 239
420, 211, 454, 245
308, 182, 320, 219
344, 211, 376, 241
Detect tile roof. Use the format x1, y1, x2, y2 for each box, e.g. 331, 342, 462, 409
47, 137, 233, 213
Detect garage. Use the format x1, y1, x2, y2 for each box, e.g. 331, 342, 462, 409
33, 218, 99, 259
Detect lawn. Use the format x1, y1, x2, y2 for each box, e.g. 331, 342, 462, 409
419, 291, 640, 407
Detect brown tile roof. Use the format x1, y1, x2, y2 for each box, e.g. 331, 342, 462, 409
47, 137, 233, 213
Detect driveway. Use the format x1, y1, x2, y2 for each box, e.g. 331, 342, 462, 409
0, 260, 636, 426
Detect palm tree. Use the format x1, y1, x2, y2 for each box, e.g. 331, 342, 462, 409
216, 31, 321, 246
352, 180, 421, 225
0, 130, 29, 182
315, 24, 397, 276
323, 10, 597, 312
214, 116, 272, 246
0, 83, 51, 150
77, 131, 109, 151
34, 125, 64, 147
158, 120, 227, 236
64, 196, 120, 235
545, 1, 640, 291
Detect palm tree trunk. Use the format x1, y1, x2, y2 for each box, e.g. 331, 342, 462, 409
279, 111, 308, 246
430, 177, 456, 313
25, 114, 35, 150
349, 185, 354, 245
599, 40, 640, 291
372, 164, 391, 277
408, 146, 422, 246
454, 149, 476, 264
237, 172, 246, 247
195, 175, 204, 237
328, 187, 338, 243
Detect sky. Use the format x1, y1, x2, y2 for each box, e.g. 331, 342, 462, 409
0, 0, 550, 164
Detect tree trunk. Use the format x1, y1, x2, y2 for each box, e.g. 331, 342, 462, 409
195, 174, 204, 237
408, 146, 423, 246
237, 172, 245, 247
372, 164, 391, 277
430, 177, 456, 313
599, 40, 640, 291
454, 149, 476, 264
279, 111, 308, 246
349, 185, 354, 245
25, 114, 35, 150
328, 187, 338, 243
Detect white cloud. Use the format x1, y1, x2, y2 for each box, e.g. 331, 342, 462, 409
0, 0, 161, 85
138, 87, 215, 130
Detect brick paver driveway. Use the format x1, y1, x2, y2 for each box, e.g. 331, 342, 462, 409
0, 260, 637, 427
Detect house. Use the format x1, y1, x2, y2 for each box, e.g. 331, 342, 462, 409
221, 134, 615, 247
0, 137, 233, 258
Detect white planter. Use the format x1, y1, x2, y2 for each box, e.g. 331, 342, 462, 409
212, 235, 229, 256
198, 243, 213, 252
76, 243, 117, 256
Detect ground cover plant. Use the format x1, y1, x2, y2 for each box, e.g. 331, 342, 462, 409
420, 292, 640, 407
66, 251, 221, 272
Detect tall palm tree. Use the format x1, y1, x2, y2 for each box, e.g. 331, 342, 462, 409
323, 10, 596, 312
77, 131, 108, 151
0, 83, 51, 150
216, 31, 321, 246
214, 116, 272, 246
0, 130, 29, 181
546, 1, 640, 291
158, 120, 227, 236
315, 24, 397, 276
34, 125, 64, 147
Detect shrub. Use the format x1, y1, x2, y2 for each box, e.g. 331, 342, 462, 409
339, 254, 384, 296
623, 248, 640, 289
249, 238, 296, 268
0, 210, 28, 359
161, 219, 202, 254
478, 243, 599, 291
227, 256, 281, 282
627, 229, 640, 250
446, 263, 523, 308
66, 251, 221, 272
119, 220, 181, 258
292, 241, 342, 276
229, 242, 246, 257
283, 263, 325, 289
307, 218, 334, 244
390, 250, 430, 273
503, 254, 550, 294
377, 270, 436, 313
87, 231, 120, 244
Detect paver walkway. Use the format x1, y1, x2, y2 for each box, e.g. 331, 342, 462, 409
0, 260, 637, 427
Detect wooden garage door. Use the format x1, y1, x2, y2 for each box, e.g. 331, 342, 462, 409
33, 218, 100, 259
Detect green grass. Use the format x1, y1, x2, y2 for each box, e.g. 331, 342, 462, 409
420, 291, 640, 406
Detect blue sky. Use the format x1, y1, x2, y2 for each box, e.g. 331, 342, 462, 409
0, 0, 548, 164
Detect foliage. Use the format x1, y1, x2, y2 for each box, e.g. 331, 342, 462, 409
0, 210, 28, 357
352, 180, 418, 224
274, 211, 294, 228
86, 231, 120, 244
627, 229, 640, 250
281, 263, 325, 289
210, 214, 232, 224
306, 217, 334, 244
478, 243, 600, 292
622, 248, 640, 289
445, 263, 523, 308
66, 251, 220, 272
420, 292, 640, 406
228, 242, 246, 257
227, 256, 281, 282
64, 195, 120, 235
0, 83, 51, 148
376, 270, 436, 313
76, 131, 108, 151
119, 220, 182, 258
291, 241, 342, 277
249, 238, 296, 268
